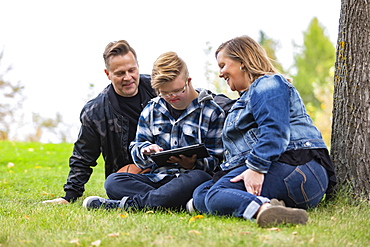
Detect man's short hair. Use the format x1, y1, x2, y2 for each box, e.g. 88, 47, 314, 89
103, 40, 137, 70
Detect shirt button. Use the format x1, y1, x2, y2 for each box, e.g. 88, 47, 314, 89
225, 163, 229, 167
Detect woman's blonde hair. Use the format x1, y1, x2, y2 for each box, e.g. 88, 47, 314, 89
215, 35, 278, 82
151, 52, 189, 92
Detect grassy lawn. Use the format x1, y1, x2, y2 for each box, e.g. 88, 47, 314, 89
1, 141, 369, 246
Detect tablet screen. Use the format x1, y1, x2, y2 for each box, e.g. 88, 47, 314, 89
150, 144, 209, 166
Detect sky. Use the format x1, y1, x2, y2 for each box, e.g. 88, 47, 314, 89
0, 0, 341, 142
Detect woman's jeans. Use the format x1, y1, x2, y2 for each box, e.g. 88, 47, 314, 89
104, 169, 211, 209
193, 160, 328, 220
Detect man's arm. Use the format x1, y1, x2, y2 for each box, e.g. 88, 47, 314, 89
43, 110, 101, 204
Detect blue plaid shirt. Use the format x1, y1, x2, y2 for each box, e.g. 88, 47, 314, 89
129, 89, 225, 182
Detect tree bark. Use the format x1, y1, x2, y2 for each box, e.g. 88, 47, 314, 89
331, 0, 370, 198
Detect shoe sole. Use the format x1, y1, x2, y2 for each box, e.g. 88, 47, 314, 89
186, 198, 195, 213
256, 206, 308, 228
270, 198, 286, 207
82, 196, 102, 209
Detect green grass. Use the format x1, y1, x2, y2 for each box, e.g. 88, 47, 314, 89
0, 141, 369, 247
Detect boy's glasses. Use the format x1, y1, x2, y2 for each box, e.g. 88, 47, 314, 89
158, 81, 188, 98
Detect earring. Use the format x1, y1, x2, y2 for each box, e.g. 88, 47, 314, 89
240, 66, 245, 72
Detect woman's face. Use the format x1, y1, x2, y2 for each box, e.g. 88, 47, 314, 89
216, 49, 251, 92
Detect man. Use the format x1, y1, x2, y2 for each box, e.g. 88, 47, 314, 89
42, 40, 157, 204
82, 51, 226, 210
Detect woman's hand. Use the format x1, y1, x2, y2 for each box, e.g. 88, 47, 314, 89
168, 154, 197, 170
230, 168, 264, 196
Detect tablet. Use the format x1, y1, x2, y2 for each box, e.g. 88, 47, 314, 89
150, 143, 210, 166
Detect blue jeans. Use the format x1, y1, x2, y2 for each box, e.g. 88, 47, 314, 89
193, 160, 328, 220
104, 170, 212, 209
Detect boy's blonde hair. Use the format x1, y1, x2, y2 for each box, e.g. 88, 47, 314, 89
151, 52, 189, 92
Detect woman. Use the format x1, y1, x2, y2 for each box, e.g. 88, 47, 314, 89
191, 35, 336, 227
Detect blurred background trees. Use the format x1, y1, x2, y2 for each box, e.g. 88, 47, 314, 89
0, 50, 69, 142
0, 17, 336, 145
0, 50, 25, 140
292, 17, 336, 147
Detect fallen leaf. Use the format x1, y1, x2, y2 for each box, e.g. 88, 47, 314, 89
69, 239, 80, 245
239, 231, 251, 235
91, 240, 101, 246
41, 191, 55, 196
19, 240, 32, 243
188, 230, 201, 235
119, 212, 128, 218
146, 210, 154, 214
309, 233, 315, 244
267, 227, 280, 232
165, 208, 174, 214
189, 215, 204, 223
108, 233, 120, 237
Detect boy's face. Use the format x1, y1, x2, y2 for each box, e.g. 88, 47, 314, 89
157, 76, 191, 110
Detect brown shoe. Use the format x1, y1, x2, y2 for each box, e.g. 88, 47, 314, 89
270, 198, 286, 207
256, 205, 308, 228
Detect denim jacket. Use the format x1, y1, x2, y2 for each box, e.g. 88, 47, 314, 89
221, 74, 327, 173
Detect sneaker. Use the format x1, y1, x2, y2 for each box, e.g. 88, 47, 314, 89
186, 198, 196, 213
82, 196, 121, 210
256, 205, 308, 228
270, 198, 286, 207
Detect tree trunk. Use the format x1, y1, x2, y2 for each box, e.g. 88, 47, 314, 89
331, 0, 370, 199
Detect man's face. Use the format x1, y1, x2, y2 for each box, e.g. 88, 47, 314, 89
157, 76, 191, 110
104, 52, 140, 97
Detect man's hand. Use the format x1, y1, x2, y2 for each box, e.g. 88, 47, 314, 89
42, 198, 69, 204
